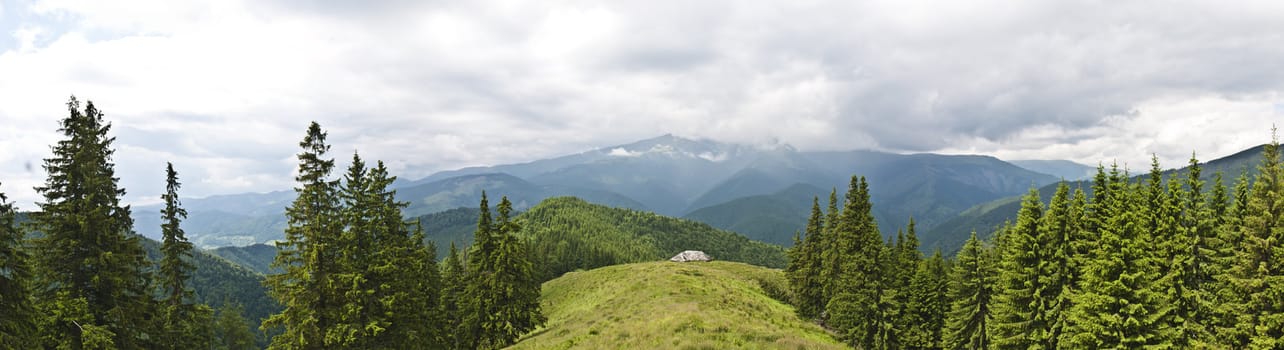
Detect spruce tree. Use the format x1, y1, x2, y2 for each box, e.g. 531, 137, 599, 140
464, 195, 545, 349
788, 197, 826, 318
904, 249, 948, 349
990, 187, 1051, 349
31, 97, 155, 349
0, 183, 36, 347
944, 231, 994, 350
439, 243, 467, 349
1227, 136, 1284, 349
331, 153, 379, 347
825, 176, 887, 348
156, 163, 211, 349
1165, 154, 1217, 347
1062, 168, 1173, 348
263, 121, 343, 349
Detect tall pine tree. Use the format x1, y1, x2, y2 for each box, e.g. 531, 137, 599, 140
990, 187, 1052, 349
463, 195, 546, 349
157, 163, 212, 350
1227, 135, 1284, 349
1062, 166, 1173, 348
944, 231, 995, 350
263, 122, 343, 349
31, 97, 155, 349
787, 197, 827, 318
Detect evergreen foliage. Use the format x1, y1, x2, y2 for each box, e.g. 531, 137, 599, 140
157, 163, 212, 350
30, 97, 156, 349
0, 183, 36, 347
462, 195, 546, 349
263, 121, 343, 349
944, 231, 995, 350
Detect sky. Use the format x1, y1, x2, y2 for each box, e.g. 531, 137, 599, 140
2, 0, 1283, 210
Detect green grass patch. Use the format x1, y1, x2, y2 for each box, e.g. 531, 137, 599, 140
508, 261, 848, 349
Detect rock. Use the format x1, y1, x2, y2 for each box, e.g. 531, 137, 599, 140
669, 250, 712, 262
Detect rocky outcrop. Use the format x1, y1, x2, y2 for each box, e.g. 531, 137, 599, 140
669, 250, 712, 262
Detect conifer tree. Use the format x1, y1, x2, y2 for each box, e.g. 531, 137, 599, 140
213, 303, 258, 350
990, 187, 1051, 349
331, 153, 378, 347
1062, 168, 1173, 348
825, 176, 887, 348
944, 231, 995, 350
1165, 154, 1217, 347
904, 249, 948, 349
31, 97, 155, 349
263, 121, 343, 349
156, 163, 212, 350
1227, 135, 1284, 348
439, 243, 467, 349
463, 195, 545, 349
787, 197, 827, 318
0, 183, 36, 347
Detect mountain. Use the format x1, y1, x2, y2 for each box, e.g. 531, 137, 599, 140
683, 183, 827, 246
509, 261, 846, 350
925, 144, 1268, 254
208, 243, 278, 275
131, 134, 1066, 248
680, 151, 1059, 246
1010, 159, 1096, 180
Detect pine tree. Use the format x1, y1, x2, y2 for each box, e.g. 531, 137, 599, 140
904, 249, 949, 349
944, 231, 995, 350
1165, 154, 1217, 347
990, 187, 1051, 349
1227, 135, 1284, 349
825, 176, 888, 349
439, 243, 467, 349
787, 197, 827, 318
0, 183, 36, 347
156, 163, 211, 349
464, 195, 546, 349
331, 153, 378, 347
1062, 167, 1173, 348
263, 121, 343, 349
31, 97, 155, 349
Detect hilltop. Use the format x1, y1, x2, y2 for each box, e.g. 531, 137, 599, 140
509, 261, 847, 350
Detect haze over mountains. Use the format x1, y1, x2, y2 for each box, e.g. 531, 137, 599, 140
136, 134, 1093, 249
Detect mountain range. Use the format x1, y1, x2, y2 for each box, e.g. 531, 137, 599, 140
134, 134, 1086, 250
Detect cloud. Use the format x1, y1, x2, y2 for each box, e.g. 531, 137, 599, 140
607, 148, 641, 157
2, 0, 1284, 209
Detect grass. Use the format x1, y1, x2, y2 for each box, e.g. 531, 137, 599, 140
508, 261, 848, 350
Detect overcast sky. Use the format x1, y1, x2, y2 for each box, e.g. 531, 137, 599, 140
2, 0, 1283, 210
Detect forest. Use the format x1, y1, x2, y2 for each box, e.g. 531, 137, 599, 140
4, 97, 1284, 349
786, 141, 1284, 348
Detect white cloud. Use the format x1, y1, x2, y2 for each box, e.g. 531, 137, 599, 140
2, 0, 1284, 210
607, 147, 641, 157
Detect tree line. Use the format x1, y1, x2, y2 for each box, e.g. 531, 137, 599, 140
0, 98, 545, 349
0, 97, 257, 349
787, 135, 1284, 349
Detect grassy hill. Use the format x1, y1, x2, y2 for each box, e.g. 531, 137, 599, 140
509, 261, 847, 350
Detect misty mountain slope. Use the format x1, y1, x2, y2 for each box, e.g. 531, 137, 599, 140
131, 134, 1074, 248
1011, 159, 1096, 180
684, 147, 834, 212
926, 144, 1268, 255
403, 134, 755, 188
683, 183, 829, 246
